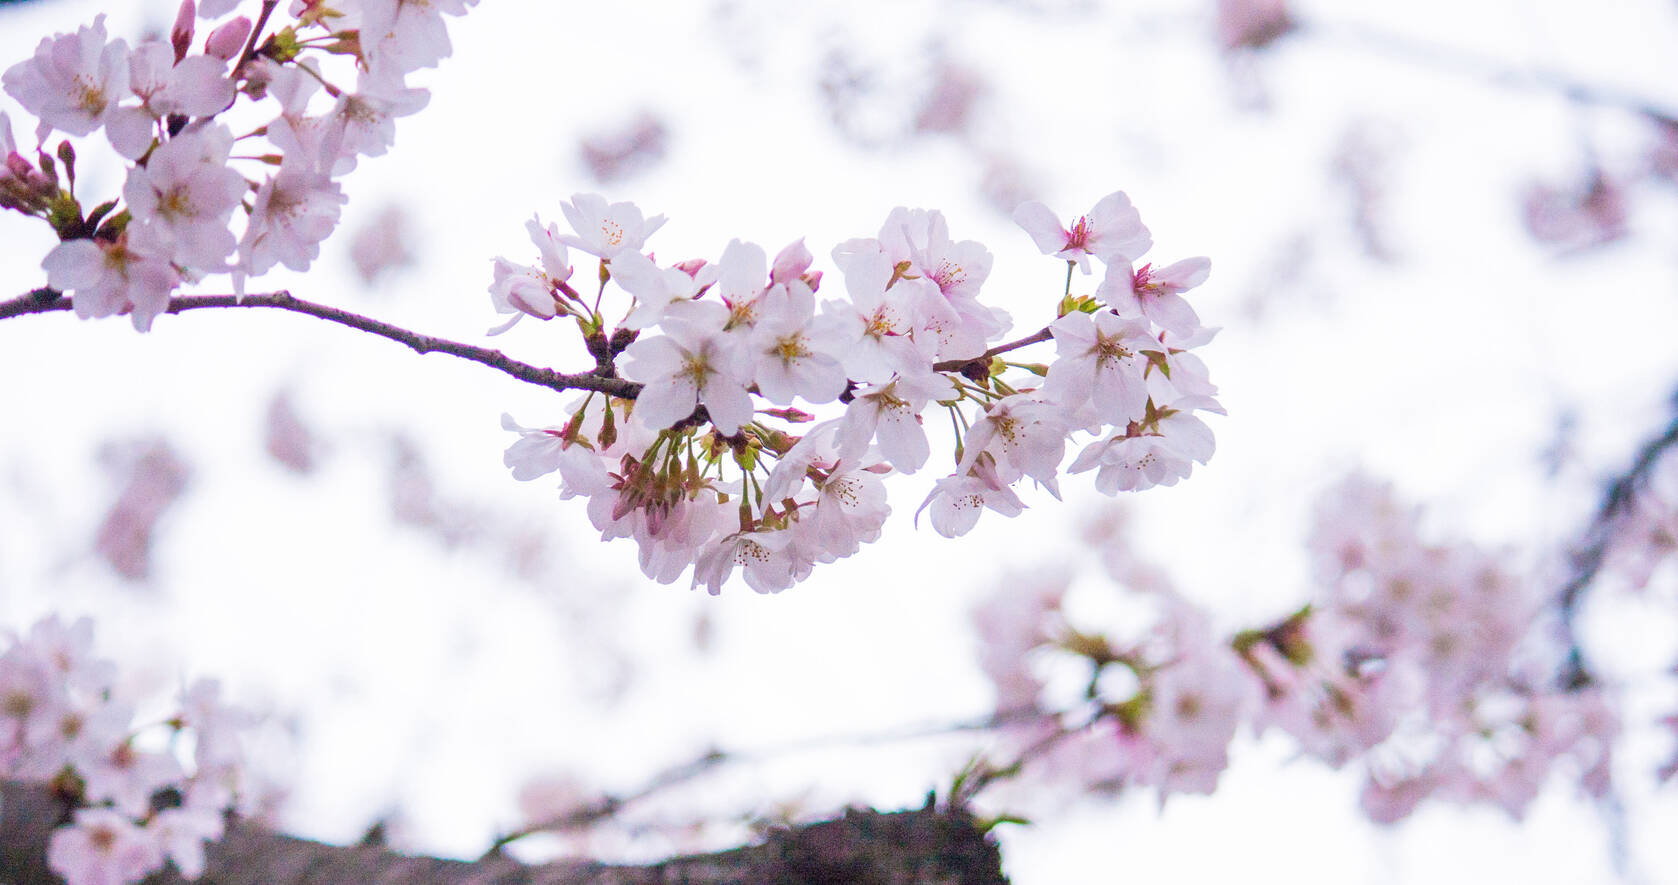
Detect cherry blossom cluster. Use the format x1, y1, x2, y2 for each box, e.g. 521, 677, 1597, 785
1, 615, 256, 885
0, 0, 475, 329
970, 484, 1619, 820
497, 192, 1221, 593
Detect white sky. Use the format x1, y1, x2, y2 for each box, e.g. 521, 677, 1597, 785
2, 0, 1678, 882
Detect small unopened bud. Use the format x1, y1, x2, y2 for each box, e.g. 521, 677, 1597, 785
172, 0, 196, 62
7, 152, 34, 180
761, 407, 814, 423
673, 258, 708, 277
205, 16, 252, 61
770, 238, 812, 284
34, 149, 56, 185
801, 269, 822, 292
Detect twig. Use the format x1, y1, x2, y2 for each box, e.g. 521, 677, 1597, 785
1294, 18, 1678, 124
1556, 388, 1678, 687
0, 289, 643, 399
932, 326, 1055, 374
486, 704, 1052, 852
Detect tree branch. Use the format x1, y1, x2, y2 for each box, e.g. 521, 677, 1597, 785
932, 327, 1055, 375
0, 289, 643, 400
0, 781, 1008, 885
1294, 18, 1678, 124
1556, 389, 1678, 687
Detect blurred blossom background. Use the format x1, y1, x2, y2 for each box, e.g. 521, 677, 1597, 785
2, 0, 1678, 882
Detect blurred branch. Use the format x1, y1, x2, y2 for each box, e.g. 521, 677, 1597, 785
1294, 18, 1678, 124
0, 288, 641, 399
1556, 390, 1678, 687
492, 705, 1053, 851
0, 781, 1007, 885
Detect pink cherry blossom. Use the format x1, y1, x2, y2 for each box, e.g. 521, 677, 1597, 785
121, 123, 245, 271
2, 14, 130, 139
1096, 256, 1211, 337
47, 808, 163, 885
356, 0, 480, 77
618, 300, 754, 435
836, 369, 956, 473
487, 214, 575, 332
610, 249, 719, 330
105, 40, 234, 159
42, 236, 181, 332
239, 162, 348, 277
745, 280, 849, 406
693, 529, 799, 595
916, 459, 1027, 538
557, 192, 667, 260
318, 71, 429, 173
1012, 191, 1153, 274
1042, 310, 1158, 424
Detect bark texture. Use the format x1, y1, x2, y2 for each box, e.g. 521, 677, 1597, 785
0, 783, 1008, 885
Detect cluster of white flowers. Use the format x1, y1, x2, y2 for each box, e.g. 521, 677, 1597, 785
497, 192, 1222, 593
0, 0, 475, 328
1, 615, 256, 885
970, 486, 1619, 817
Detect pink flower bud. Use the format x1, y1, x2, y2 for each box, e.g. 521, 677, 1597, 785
5, 153, 33, 180
770, 238, 813, 285
205, 16, 252, 61
673, 258, 708, 278
172, 0, 197, 62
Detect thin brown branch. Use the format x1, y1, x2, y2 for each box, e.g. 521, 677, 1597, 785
0, 289, 643, 400
932, 327, 1054, 374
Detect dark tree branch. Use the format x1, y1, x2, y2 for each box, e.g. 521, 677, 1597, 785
0, 289, 643, 400
1556, 389, 1678, 687
2, 288, 1066, 404
0, 782, 1008, 885
932, 327, 1054, 375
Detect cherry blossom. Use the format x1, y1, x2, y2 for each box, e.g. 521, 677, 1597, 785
238, 163, 348, 278
1042, 309, 1158, 424
42, 235, 181, 331
2, 14, 130, 140
837, 369, 957, 473
47, 808, 162, 885
1012, 191, 1153, 274
105, 40, 234, 160
916, 460, 1027, 538
557, 192, 668, 260
121, 123, 245, 271
487, 215, 577, 331
1101, 256, 1212, 337
618, 300, 755, 435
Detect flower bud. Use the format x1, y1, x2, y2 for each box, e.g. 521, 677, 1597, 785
770, 238, 812, 284
172, 0, 197, 62
205, 16, 252, 61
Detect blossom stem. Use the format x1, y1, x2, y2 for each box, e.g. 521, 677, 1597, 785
237, 1, 280, 72
0, 288, 644, 399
